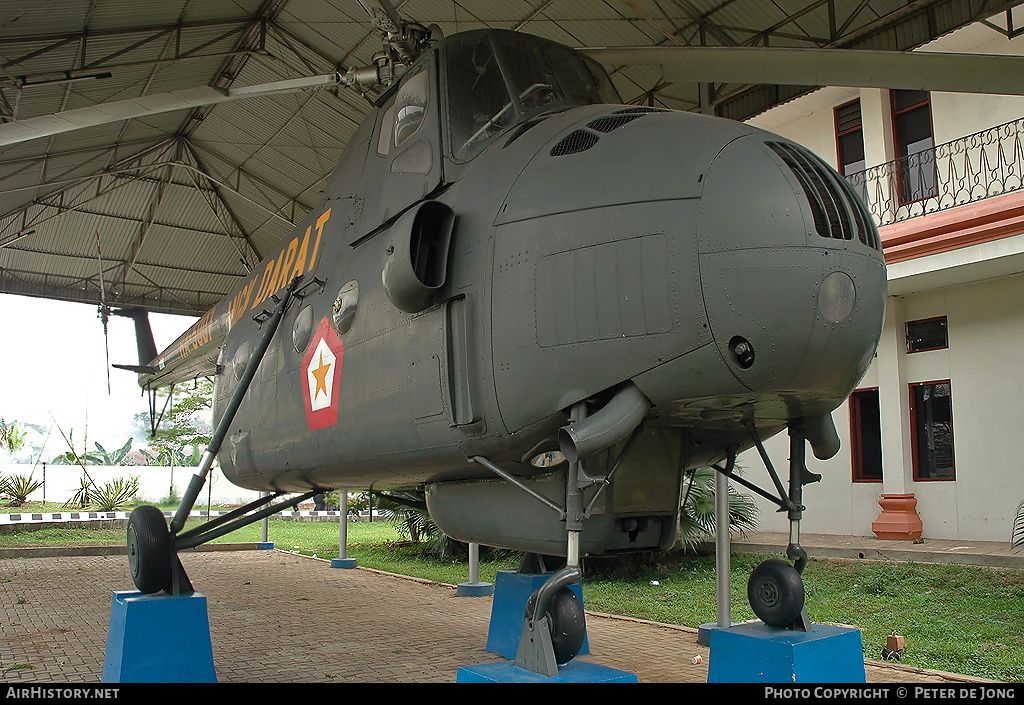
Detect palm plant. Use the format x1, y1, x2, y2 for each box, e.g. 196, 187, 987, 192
374, 490, 453, 553
678, 466, 759, 550
90, 476, 141, 511
0, 427, 52, 507
0, 474, 43, 507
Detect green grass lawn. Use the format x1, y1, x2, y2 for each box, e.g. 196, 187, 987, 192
3, 511, 1023, 682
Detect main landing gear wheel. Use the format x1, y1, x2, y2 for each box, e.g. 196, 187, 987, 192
525, 586, 586, 665
127, 505, 172, 594
747, 559, 805, 628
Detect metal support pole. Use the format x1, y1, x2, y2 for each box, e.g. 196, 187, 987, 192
715, 465, 731, 628
332, 489, 357, 568
457, 541, 493, 596
469, 543, 480, 584
339, 489, 349, 560
261, 492, 269, 543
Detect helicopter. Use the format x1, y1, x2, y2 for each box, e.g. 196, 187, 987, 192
122, 13, 886, 666
7, 0, 1022, 675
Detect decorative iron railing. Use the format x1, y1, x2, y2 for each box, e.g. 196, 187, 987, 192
844, 116, 1024, 226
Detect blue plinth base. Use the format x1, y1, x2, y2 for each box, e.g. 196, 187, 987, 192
457, 581, 495, 597
331, 557, 358, 568
457, 659, 637, 683
102, 590, 216, 683
697, 621, 742, 646
485, 571, 588, 660
257, 542, 274, 549
707, 622, 866, 683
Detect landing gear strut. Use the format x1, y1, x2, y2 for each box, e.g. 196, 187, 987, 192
712, 418, 821, 631
125, 278, 320, 596
513, 401, 593, 676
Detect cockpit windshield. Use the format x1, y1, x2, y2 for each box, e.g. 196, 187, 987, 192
446, 32, 619, 162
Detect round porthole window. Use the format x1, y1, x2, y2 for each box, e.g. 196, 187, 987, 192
232, 340, 251, 381
332, 280, 359, 335
292, 304, 314, 353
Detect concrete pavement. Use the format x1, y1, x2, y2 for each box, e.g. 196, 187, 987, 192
0, 546, 1000, 684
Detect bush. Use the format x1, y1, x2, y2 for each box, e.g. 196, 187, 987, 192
0, 474, 44, 507
90, 476, 141, 511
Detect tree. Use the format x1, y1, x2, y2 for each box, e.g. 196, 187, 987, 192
0, 417, 27, 454
135, 378, 213, 467
92, 438, 136, 466
49, 428, 104, 466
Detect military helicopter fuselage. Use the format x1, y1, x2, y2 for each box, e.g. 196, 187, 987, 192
142, 28, 886, 558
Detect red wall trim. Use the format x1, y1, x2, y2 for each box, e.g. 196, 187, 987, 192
879, 190, 1024, 264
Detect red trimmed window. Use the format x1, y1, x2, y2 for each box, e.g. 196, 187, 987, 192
850, 388, 882, 482
891, 90, 937, 204
836, 100, 866, 177
910, 380, 955, 481
906, 316, 948, 353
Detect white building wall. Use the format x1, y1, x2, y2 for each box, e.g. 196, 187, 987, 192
0, 463, 262, 507
743, 273, 1024, 542
737, 19, 1024, 542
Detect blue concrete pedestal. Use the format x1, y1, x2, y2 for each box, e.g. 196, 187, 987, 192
485, 571, 588, 660
458, 659, 637, 683
331, 557, 358, 568
102, 590, 216, 683
706, 621, 866, 683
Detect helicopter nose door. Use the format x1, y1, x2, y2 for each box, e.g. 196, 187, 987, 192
696, 135, 887, 402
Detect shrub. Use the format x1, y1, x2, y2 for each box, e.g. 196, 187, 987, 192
0, 474, 44, 507
90, 476, 141, 511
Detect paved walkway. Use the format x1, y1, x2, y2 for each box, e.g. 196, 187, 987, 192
0, 545, 1000, 684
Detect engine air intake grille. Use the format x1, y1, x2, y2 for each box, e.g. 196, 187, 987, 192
587, 113, 644, 133
550, 129, 599, 157
766, 141, 879, 251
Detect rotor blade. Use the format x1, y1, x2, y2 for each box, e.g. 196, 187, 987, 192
582, 46, 1024, 96
0, 73, 342, 148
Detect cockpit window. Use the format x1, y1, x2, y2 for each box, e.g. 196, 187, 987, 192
445, 32, 622, 162
543, 45, 619, 105
446, 37, 514, 162
393, 69, 429, 147
500, 40, 561, 115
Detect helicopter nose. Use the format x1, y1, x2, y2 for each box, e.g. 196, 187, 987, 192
697, 135, 886, 402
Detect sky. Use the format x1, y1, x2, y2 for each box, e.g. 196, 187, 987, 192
0, 292, 197, 461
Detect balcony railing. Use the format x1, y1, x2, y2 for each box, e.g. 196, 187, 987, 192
844, 116, 1024, 226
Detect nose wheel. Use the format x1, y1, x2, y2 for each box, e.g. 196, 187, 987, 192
747, 558, 805, 628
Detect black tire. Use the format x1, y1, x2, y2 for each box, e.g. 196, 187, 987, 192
127, 505, 172, 594
525, 586, 586, 665
747, 558, 805, 628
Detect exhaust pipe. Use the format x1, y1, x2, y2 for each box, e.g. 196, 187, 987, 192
803, 412, 841, 460
558, 382, 651, 463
